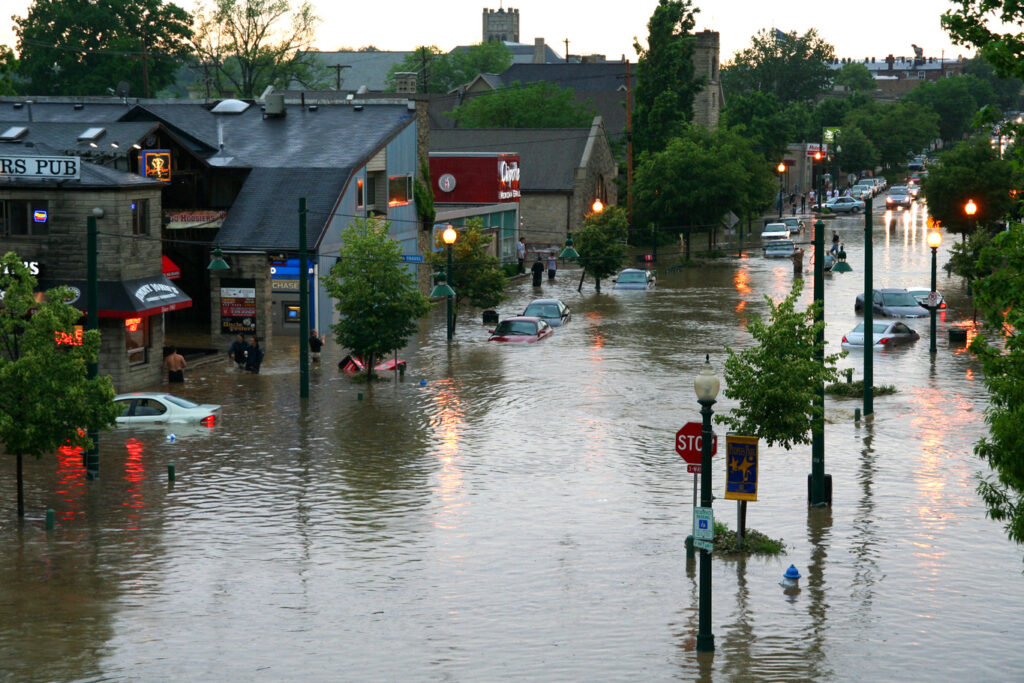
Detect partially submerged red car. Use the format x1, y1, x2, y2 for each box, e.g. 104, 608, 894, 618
488, 316, 553, 343
340, 355, 407, 374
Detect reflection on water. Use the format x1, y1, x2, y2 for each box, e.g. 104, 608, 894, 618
2, 209, 1024, 679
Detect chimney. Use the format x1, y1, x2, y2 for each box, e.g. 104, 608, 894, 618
886, 54, 895, 70
534, 38, 546, 64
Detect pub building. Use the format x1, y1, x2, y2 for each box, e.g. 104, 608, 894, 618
0, 153, 191, 392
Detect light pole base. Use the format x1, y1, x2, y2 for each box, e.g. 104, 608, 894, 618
685, 534, 694, 558
807, 473, 833, 507
696, 633, 715, 653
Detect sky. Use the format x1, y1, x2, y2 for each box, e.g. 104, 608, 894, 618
0, 0, 974, 65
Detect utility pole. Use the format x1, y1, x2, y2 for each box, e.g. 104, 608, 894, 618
141, 40, 150, 98
421, 48, 430, 92
329, 64, 351, 90
564, 38, 570, 63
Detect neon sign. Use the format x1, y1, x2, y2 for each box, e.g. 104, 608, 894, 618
124, 317, 142, 332
55, 326, 83, 346
33, 210, 48, 223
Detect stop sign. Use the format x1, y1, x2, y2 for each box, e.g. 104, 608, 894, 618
675, 422, 717, 465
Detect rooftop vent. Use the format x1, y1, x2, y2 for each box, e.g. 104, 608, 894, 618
0, 126, 28, 141
12, 102, 23, 109
77, 127, 106, 141
263, 92, 285, 119
211, 99, 250, 114
74, 103, 84, 110
308, 104, 318, 111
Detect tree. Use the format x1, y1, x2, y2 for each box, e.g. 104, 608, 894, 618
191, 0, 324, 98
632, 124, 774, 252
722, 28, 836, 104
719, 280, 844, 448
943, 1, 1024, 82
904, 77, 987, 143
386, 42, 512, 93
450, 82, 596, 128
845, 101, 939, 169
920, 136, 1016, 235
720, 91, 808, 161
426, 220, 506, 332
576, 205, 628, 292
963, 55, 1023, 111
632, 0, 704, 155
833, 125, 879, 179
322, 218, 433, 378
966, 222, 1024, 547
0, 254, 120, 518
14, 0, 192, 96
832, 62, 875, 92
0, 45, 18, 96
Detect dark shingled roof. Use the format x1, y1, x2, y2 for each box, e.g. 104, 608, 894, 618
430, 128, 590, 192
500, 63, 629, 91
214, 167, 352, 250
0, 121, 159, 157
0, 100, 133, 123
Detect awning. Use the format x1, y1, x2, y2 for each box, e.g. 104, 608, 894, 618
38, 274, 192, 319
162, 254, 181, 280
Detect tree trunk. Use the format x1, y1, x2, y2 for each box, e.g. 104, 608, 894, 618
366, 352, 376, 380
595, 278, 601, 293
16, 453, 24, 518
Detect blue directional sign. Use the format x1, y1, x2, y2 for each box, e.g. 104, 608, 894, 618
725, 435, 759, 502
401, 254, 425, 263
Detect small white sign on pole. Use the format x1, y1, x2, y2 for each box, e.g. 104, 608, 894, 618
693, 506, 714, 541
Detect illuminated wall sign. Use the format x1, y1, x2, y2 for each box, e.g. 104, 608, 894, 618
498, 159, 520, 200
429, 154, 521, 204
220, 280, 257, 334
124, 317, 143, 332
140, 150, 171, 182
163, 209, 227, 230
55, 326, 84, 346
33, 210, 48, 223
0, 155, 80, 180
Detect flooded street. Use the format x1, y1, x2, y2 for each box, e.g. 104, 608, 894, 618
3, 206, 1024, 680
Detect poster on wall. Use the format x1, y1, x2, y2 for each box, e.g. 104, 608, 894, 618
220, 279, 257, 334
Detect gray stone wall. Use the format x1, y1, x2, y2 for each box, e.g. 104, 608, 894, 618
693, 30, 721, 128
519, 193, 570, 250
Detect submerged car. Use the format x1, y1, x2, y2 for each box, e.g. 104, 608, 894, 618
761, 222, 791, 240
114, 393, 220, 426
855, 288, 929, 318
488, 316, 553, 343
781, 217, 803, 235
825, 196, 865, 213
613, 269, 656, 290
522, 298, 571, 327
763, 240, 797, 258
842, 321, 920, 349
885, 186, 913, 209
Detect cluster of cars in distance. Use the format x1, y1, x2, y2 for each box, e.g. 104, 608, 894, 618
842, 287, 945, 348
488, 269, 655, 343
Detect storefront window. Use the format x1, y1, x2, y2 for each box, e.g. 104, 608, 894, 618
132, 199, 150, 235
388, 175, 412, 207
125, 316, 149, 365
1, 199, 49, 236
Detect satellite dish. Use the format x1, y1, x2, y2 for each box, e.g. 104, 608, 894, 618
115, 81, 130, 98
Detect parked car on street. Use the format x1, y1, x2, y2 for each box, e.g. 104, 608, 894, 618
763, 240, 797, 258
114, 393, 220, 426
855, 288, 929, 318
841, 321, 920, 348
885, 186, 913, 209
522, 298, 571, 327
488, 316, 553, 343
760, 222, 791, 240
906, 287, 946, 310
782, 217, 803, 234
613, 268, 656, 289
825, 196, 865, 213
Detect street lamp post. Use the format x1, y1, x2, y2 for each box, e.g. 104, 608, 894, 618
928, 230, 942, 354
443, 226, 458, 341
694, 355, 720, 653
810, 147, 829, 507
964, 199, 977, 295
776, 162, 786, 220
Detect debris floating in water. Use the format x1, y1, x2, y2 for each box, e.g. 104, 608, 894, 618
420, 379, 427, 386
167, 434, 176, 442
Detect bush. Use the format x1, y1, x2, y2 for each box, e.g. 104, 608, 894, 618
825, 379, 896, 397
713, 521, 785, 555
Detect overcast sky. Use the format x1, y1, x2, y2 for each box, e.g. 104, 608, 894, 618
1, 0, 974, 66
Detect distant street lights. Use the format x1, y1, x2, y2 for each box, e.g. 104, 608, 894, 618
927, 230, 942, 354
777, 162, 786, 219
694, 355, 720, 653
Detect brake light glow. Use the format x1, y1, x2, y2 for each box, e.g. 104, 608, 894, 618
201, 414, 216, 427
842, 336, 848, 343
878, 337, 891, 345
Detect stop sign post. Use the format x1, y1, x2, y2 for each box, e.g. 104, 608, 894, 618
676, 421, 717, 473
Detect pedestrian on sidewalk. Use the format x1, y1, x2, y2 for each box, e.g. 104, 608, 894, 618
517, 237, 526, 274
800, 194, 806, 213
308, 329, 324, 364
547, 252, 557, 281
163, 347, 186, 383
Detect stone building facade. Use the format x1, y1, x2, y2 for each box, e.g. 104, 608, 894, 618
483, 7, 519, 43
692, 30, 724, 128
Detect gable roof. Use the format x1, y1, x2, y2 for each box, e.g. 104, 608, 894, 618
0, 121, 159, 157
299, 51, 414, 91
430, 127, 591, 192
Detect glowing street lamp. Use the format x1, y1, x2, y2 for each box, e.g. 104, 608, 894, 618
591, 198, 604, 213
777, 162, 786, 219
927, 230, 942, 354
443, 226, 458, 341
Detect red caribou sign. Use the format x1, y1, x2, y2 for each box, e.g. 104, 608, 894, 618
429, 153, 521, 204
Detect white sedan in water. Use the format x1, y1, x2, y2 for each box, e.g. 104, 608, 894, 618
114, 393, 220, 426
841, 321, 920, 349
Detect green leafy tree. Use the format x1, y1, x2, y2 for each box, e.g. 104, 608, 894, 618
833, 62, 875, 92
632, 124, 774, 250
0, 254, 120, 517
14, 0, 192, 96
387, 42, 512, 93
413, 155, 435, 232
450, 82, 596, 128
721, 91, 808, 161
720, 280, 844, 448
921, 136, 1016, 235
576, 205, 628, 292
722, 28, 836, 104
966, 222, 1024, 547
833, 125, 878, 179
632, 0, 704, 155
845, 101, 939, 169
963, 55, 1023, 110
322, 218, 433, 378
191, 0, 324, 97
427, 220, 506, 332
0, 45, 19, 96
943, 1, 1024, 81
904, 77, 987, 143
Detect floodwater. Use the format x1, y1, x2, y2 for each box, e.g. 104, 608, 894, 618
3, 204, 1024, 681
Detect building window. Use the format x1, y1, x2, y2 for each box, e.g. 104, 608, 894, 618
388, 175, 412, 207
917, 71, 926, 79
356, 178, 364, 210
1, 199, 49, 236
131, 199, 150, 235
125, 316, 149, 365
